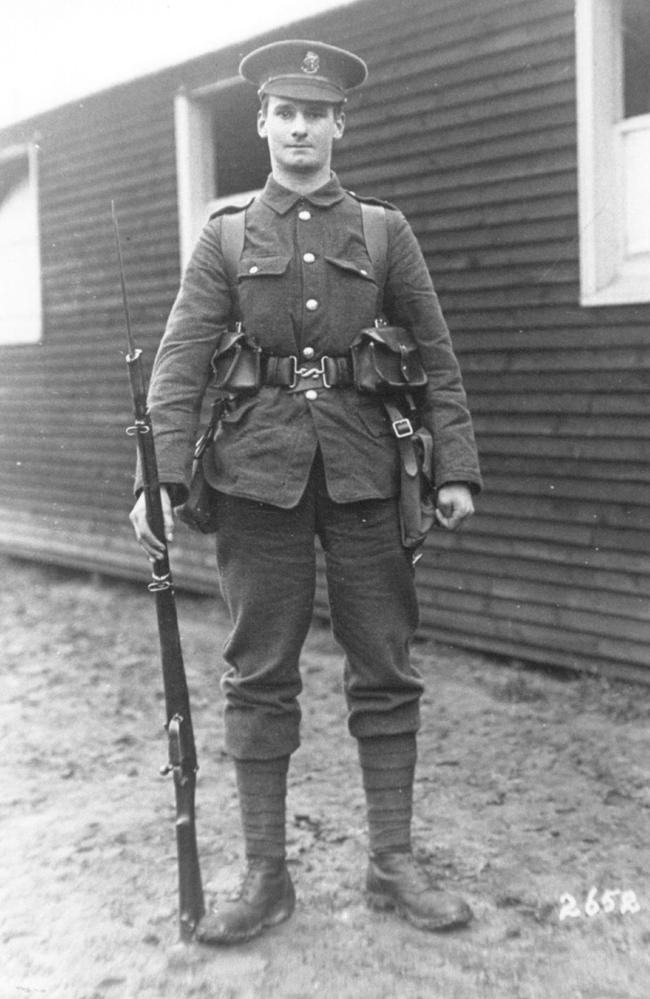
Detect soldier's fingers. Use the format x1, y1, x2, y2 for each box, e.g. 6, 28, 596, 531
435, 505, 472, 532
137, 533, 165, 562
129, 513, 164, 562
161, 491, 175, 543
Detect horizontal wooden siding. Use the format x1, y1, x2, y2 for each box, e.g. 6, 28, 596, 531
1, 0, 649, 683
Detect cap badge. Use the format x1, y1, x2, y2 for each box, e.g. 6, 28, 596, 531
301, 51, 321, 75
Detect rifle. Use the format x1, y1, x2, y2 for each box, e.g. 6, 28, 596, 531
111, 202, 205, 941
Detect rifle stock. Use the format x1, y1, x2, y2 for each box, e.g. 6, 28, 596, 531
112, 202, 205, 941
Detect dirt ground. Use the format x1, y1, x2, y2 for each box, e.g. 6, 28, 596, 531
1, 552, 649, 999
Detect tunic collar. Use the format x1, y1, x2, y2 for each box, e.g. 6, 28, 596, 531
259, 172, 346, 214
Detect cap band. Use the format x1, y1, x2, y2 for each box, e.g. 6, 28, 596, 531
259, 74, 347, 103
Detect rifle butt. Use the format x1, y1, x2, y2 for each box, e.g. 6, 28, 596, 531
168, 715, 205, 940
174, 770, 204, 940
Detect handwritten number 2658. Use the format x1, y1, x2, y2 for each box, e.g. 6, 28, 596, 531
559, 888, 640, 920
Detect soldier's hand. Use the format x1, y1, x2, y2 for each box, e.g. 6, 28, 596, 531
435, 483, 474, 531
129, 487, 175, 561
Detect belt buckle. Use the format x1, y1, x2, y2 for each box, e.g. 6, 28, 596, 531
290, 355, 331, 389
391, 416, 414, 438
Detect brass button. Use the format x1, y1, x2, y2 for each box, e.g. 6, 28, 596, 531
305, 299, 319, 311
303, 252, 316, 263
305, 389, 318, 401
298, 210, 312, 221
303, 346, 315, 359
248, 265, 259, 274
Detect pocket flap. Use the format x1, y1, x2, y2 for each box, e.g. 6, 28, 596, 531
325, 256, 376, 281
237, 255, 291, 278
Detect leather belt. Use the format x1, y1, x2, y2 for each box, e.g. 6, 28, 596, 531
262, 354, 353, 391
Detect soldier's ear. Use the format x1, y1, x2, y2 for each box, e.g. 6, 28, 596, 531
334, 110, 345, 141
257, 108, 268, 139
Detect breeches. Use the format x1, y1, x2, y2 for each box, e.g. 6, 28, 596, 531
215, 450, 424, 759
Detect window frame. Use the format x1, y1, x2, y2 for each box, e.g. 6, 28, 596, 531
575, 0, 650, 306
0, 140, 43, 345
174, 79, 263, 270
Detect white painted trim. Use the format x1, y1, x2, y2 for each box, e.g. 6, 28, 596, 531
0, 142, 33, 163
619, 114, 650, 256
174, 90, 215, 269
174, 76, 264, 270
0, 140, 42, 344
28, 141, 42, 342
575, 0, 650, 305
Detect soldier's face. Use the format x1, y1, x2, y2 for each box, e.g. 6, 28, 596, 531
257, 96, 345, 176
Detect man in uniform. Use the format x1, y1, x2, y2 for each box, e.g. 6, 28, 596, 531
130, 39, 482, 944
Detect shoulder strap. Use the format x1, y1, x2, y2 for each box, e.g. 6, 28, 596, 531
221, 209, 247, 287
359, 202, 388, 316
220, 208, 247, 325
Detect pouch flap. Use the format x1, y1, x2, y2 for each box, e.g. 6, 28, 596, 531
213, 328, 248, 359
353, 325, 419, 354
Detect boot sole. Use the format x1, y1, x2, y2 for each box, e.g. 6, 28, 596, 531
366, 889, 471, 932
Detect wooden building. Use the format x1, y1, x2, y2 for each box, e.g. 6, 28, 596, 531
1, 0, 649, 683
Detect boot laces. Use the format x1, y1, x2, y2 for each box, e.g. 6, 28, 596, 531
229, 857, 282, 903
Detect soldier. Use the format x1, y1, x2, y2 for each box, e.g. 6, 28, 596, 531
130, 39, 482, 944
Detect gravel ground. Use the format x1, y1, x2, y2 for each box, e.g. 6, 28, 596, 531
1, 553, 649, 999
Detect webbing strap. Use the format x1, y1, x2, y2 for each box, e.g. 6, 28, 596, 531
219, 200, 389, 317
359, 202, 388, 315
220, 210, 246, 285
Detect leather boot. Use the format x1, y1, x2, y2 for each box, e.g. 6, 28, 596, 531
366, 851, 472, 931
196, 857, 295, 945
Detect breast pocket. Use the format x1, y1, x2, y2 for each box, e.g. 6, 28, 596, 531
324, 256, 380, 332
236, 255, 293, 346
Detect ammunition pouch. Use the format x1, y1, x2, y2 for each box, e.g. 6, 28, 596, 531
351, 323, 427, 394
211, 323, 427, 397
210, 328, 262, 394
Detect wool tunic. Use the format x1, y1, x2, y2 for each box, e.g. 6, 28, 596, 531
143, 173, 481, 505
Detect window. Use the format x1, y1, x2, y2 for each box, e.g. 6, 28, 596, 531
0, 143, 42, 344
623, 0, 650, 118
174, 78, 269, 269
576, 0, 650, 305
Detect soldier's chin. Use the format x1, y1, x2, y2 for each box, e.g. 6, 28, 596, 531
287, 159, 318, 174
287, 148, 314, 161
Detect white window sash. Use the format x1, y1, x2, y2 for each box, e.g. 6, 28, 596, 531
575, 0, 650, 305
